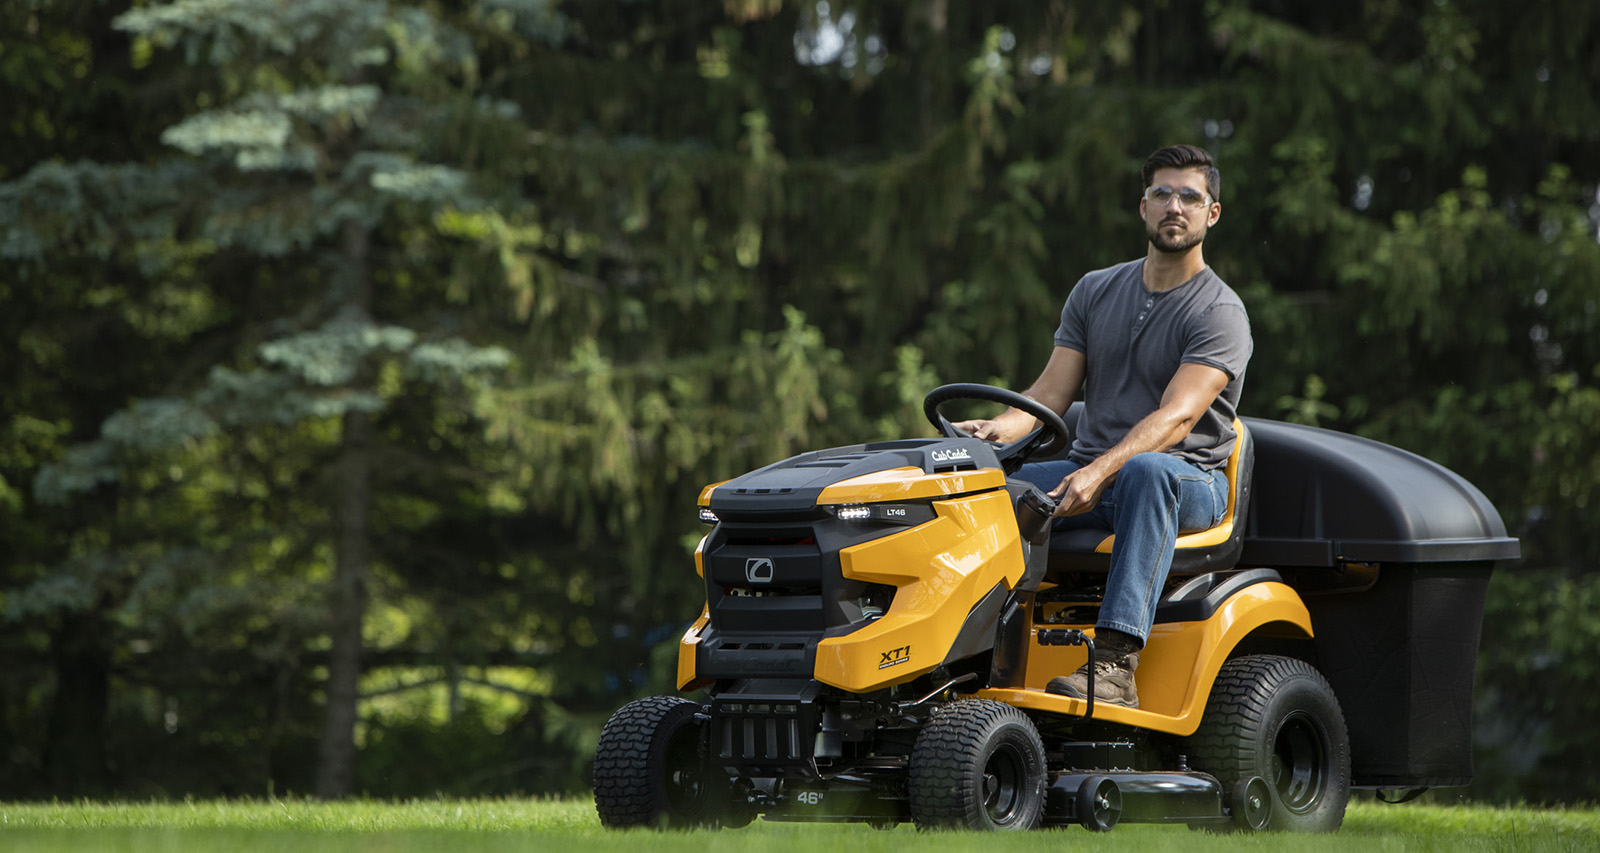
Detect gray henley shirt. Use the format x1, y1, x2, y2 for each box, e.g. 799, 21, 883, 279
1053, 259, 1252, 470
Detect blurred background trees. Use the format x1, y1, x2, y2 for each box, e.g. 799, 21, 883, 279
1, 0, 1596, 802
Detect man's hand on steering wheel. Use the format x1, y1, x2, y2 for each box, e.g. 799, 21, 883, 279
951, 408, 1035, 444
950, 418, 998, 441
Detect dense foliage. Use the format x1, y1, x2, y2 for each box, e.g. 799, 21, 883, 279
1, 0, 1597, 803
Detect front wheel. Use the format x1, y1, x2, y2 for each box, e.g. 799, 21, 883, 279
909, 699, 1047, 830
1186, 656, 1350, 832
593, 696, 725, 829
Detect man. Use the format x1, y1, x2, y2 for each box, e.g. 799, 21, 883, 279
956, 144, 1251, 708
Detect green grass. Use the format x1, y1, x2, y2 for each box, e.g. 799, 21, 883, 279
1, 798, 1596, 853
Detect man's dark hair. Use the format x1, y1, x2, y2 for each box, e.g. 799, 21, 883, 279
1142, 144, 1220, 202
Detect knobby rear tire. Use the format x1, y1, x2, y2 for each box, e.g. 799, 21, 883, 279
1186, 655, 1351, 832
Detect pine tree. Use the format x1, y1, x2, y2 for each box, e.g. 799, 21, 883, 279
7, 0, 526, 796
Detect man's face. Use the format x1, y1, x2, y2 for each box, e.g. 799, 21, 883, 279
1141, 166, 1220, 254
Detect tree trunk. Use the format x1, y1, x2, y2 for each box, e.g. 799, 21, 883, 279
315, 219, 374, 799
42, 609, 112, 796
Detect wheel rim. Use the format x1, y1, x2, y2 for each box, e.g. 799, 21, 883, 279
1270, 709, 1328, 813
1079, 777, 1122, 832
1234, 776, 1272, 830
981, 742, 1028, 825
663, 724, 708, 817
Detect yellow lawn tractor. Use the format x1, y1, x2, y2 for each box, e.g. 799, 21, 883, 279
592, 384, 1519, 832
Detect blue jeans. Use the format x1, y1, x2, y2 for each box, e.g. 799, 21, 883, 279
1017, 453, 1229, 646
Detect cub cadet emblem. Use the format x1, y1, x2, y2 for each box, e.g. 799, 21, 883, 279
878, 645, 911, 670
930, 448, 971, 463
745, 557, 775, 583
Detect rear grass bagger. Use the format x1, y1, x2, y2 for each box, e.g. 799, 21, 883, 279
593, 384, 1518, 832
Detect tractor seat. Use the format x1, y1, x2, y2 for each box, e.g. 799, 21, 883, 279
1045, 417, 1254, 579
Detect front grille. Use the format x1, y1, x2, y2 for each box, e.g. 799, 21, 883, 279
695, 515, 900, 681
711, 699, 816, 765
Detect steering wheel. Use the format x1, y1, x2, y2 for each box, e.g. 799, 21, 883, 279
923, 383, 1072, 470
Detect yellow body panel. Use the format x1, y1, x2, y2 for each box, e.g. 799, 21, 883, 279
676, 607, 712, 690
692, 533, 707, 578
975, 581, 1313, 735
812, 489, 1024, 692
696, 482, 726, 505
816, 467, 1006, 505
679, 537, 710, 689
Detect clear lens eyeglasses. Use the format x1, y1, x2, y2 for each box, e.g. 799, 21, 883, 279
1144, 185, 1212, 208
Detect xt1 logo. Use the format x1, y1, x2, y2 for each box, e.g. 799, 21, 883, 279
745, 557, 775, 583
878, 645, 911, 670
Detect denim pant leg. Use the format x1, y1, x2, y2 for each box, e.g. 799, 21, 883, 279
1099, 453, 1229, 644
1014, 459, 1117, 535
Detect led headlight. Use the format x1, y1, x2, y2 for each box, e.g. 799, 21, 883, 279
825, 503, 937, 525
697, 507, 719, 524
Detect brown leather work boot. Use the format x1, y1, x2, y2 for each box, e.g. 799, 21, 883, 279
1045, 630, 1141, 708
1046, 652, 1140, 708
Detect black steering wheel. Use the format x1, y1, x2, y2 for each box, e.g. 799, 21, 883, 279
923, 383, 1072, 470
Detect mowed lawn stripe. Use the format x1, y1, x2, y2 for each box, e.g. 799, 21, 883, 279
1, 799, 1596, 853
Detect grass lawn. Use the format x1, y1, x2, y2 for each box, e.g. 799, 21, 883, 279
1, 797, 1597, 852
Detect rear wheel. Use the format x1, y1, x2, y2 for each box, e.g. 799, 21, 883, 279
1187, 656, 1350, 832
593, 696, 726, 829
909, 699, 1046, 830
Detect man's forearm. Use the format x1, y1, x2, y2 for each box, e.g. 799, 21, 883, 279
983, 405, 1042, 443
1082, 405, 1196, 479
989, 385, 1073, 443
1019, 381, 1073, 418
1083, 361, 1230, 479
1049, 406, 1192, 516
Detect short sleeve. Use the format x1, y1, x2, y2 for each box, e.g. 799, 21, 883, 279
1182, 301, 1252, 381
1053, 276, 1091, 351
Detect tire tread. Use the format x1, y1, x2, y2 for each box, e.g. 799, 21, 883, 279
1187, 655, 1350, 832
593, 695, 698, 828
909, 699, 1045, 830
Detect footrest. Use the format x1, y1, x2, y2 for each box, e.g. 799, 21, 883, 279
1037, 628, 1091, 647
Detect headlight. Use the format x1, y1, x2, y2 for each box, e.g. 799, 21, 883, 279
825, 503, 936, 525
698, 507, 719, 524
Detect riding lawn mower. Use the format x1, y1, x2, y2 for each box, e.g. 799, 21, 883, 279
592, 384, 1519, 832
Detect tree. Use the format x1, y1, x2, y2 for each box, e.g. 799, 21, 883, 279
0, 0, 194, 795
6, 0, 525, 797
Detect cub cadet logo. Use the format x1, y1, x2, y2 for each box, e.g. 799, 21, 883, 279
745, 557, 775, 583
878, 645, 911, 670
930, 448, 971, 464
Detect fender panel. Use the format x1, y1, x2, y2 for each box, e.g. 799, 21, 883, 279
813, 490, 1025, 692
676, 606, 712, 691
980, 581, 1313, 736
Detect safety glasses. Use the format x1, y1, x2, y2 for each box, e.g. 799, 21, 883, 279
1143, 185, 1213, 209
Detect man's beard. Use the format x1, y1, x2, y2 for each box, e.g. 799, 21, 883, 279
1147, 218, 1206, 253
